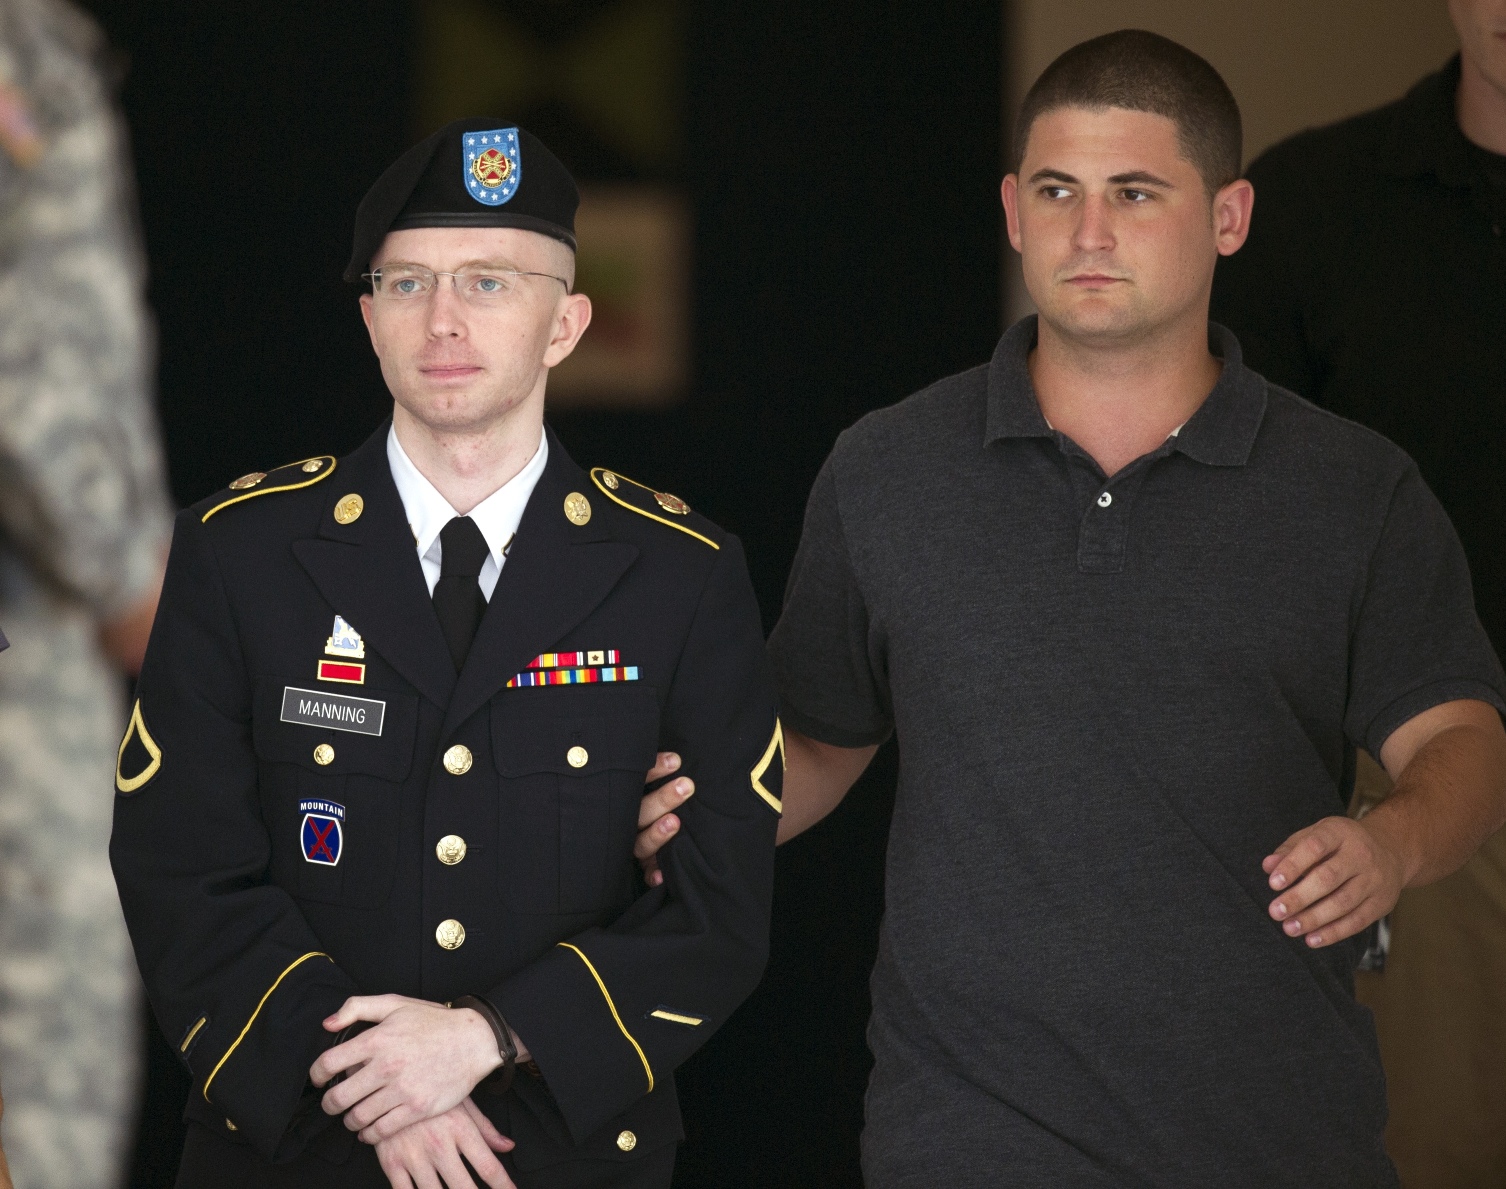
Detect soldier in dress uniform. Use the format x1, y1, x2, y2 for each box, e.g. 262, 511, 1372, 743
110, 120, 782, 1189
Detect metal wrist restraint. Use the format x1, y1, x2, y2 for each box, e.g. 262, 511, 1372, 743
453, 994, 517, 1094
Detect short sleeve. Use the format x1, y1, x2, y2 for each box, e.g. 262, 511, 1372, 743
766, 455, 892, 747
1344, 465, 1506, 758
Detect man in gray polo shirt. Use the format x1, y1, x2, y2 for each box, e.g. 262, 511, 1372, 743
636, 30, 1506, 1187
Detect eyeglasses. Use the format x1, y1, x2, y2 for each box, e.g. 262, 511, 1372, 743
363, 263, 570, 305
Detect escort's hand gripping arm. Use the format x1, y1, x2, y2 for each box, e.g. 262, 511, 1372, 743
110, 509, 360, 1161
487, 534, 782, 1143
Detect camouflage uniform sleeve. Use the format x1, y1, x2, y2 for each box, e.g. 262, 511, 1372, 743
0, 1, 172, 618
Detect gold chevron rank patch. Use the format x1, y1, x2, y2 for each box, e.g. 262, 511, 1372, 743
750, 718, 785, 814
116, 700, 162, 794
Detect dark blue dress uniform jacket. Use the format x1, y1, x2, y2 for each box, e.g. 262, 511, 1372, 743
109, 423, 782, 1180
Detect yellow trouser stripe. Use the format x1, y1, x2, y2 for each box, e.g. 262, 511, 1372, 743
557, 942, 654, 1093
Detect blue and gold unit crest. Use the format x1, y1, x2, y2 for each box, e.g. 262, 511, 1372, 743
463, 128, 520, 206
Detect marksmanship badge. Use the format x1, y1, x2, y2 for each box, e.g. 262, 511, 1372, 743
300, 798, 345, 866
463, 129, 521, 206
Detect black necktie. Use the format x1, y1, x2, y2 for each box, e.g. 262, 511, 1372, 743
433, 516, 489, 671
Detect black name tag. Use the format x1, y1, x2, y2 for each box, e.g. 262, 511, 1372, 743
280, 687, 386, 736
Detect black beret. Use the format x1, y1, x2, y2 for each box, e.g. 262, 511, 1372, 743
344, 118, 579, 282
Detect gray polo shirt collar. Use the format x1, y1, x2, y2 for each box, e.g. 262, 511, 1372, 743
984, 314, 1268, 467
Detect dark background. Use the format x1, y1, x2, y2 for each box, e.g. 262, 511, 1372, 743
77, 2, 1002, 1184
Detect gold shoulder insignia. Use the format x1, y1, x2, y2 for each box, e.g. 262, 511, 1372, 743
201, 456, 337, 523
116, 700, 162, 794
589, 467, 720, 550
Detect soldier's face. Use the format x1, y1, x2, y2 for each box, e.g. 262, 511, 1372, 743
1002, 106, 1251, 347
359, 226, 590, 435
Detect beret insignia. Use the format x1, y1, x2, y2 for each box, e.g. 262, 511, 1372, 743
464, 129, 521, 206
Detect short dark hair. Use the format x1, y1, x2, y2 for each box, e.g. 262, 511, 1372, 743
1014, 30, 1242, 194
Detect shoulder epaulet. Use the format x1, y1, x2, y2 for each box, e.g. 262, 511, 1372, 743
200, 456, 337, 523
588, 467, 719, 550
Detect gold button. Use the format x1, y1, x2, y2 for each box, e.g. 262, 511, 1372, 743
229, 472, 265, 490
443, 745, 473, 775
616, 1129, 637, 1152
435, 919, 465, 950
567, 745, 589, 769
313, 744, 335, 766
225, 1118, 237, 1131
333, 493, 364, 525
601, 471, 620, 490
654, 491, 690, 515
563, 492, 592, 525
301, 459, 323, 473
436, 835, 467, 865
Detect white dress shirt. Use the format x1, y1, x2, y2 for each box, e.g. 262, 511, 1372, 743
386, 423, 548, 601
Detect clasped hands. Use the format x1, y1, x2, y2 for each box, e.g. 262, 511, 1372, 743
310, 993, 523, 1188
306, 752, 693, 1189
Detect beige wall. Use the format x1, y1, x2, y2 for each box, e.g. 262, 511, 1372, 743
1003, 0, 1460, 321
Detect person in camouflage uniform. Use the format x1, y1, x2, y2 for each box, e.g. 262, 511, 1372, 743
0, 0, 174, 1183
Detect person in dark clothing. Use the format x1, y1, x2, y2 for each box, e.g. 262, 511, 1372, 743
626, 28, 1506, 1189
110, 120, 781, 1189
1211, 4, 1506, 1183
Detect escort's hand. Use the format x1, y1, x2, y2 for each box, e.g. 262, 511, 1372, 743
374, 1096, 515, 1189
1263, 816, 1406, 948
311, 994, 531, 1142
636, 751, 696, 888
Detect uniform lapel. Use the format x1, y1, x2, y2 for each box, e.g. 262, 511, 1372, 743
292, 425, 457, 711
441, 430, 639, 738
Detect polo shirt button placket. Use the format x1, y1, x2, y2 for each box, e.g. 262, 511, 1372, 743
1077, 478, 1130, 574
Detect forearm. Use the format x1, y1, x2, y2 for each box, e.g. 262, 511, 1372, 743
775, 730, 877, 844
98, 558, 166, 675
1368, 719, 1506, 887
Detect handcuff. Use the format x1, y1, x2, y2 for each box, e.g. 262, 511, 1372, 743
451, 994, 518, 1094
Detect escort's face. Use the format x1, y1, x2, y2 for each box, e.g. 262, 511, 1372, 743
358, 226, 590, 435
1003, 106, 1250, 345
1451, 0, 1506, 92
